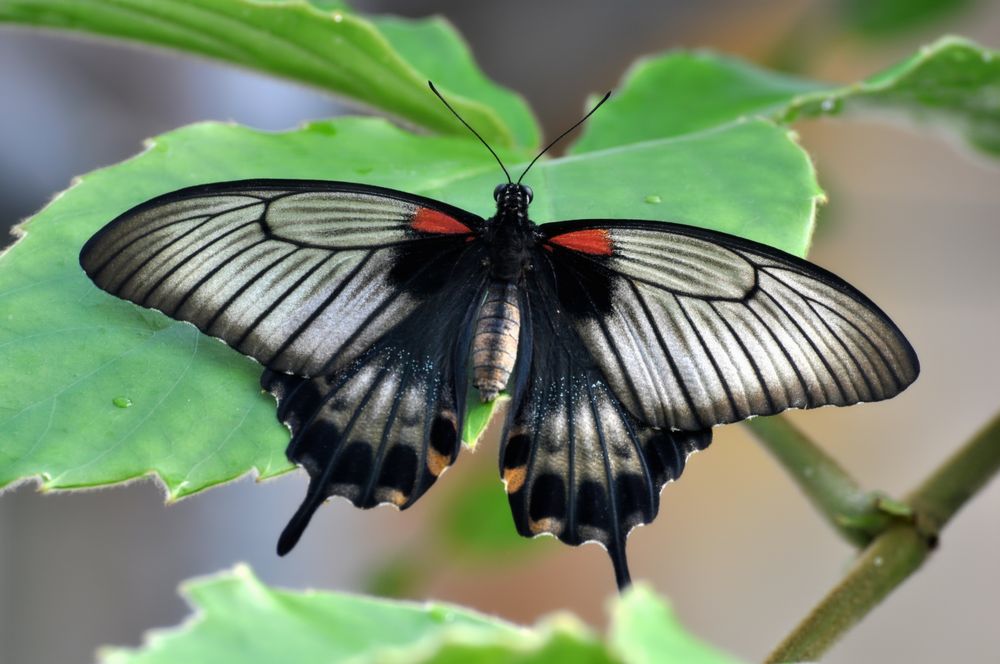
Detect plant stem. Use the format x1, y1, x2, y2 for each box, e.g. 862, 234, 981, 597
907, 410, 1000, 536
766, 410, 1000, 662
765, 524, 927, 662
745, 416, 899, 547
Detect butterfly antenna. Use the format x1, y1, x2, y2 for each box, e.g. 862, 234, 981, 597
428, 80, 511, 183
517, 90, 611, 184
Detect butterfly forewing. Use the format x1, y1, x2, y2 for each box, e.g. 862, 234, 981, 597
540, 220, 920, 432
79, 180, 482, 377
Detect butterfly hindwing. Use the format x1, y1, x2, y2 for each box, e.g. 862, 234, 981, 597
80, 179, 483, 378
264, 241, 490, 554
502, 256, 712, 589
541, 220, 920, 431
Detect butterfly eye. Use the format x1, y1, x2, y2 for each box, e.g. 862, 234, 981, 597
493, 184, 505, 201
523, 186, 534, 204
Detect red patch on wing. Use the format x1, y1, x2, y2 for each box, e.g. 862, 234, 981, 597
411, 207, 472, 235
547, 229, 613, 256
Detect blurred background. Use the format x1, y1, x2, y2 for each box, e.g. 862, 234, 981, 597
1, 1, 999, 662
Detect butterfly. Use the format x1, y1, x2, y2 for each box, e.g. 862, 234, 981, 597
79, 84, 918, 590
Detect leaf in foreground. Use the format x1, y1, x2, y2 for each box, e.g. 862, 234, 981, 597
99, 565, 740, 664
0, 115, 819, 499
607, 585, 742, 664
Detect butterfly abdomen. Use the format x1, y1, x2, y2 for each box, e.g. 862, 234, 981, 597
472, 280, 520, 402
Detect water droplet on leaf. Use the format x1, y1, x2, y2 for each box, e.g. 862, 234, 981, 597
820, 98, 842, 114
645, 195, 662, 204
113, 396, 133, 408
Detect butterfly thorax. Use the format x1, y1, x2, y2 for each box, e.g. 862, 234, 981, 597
472, 184, 534, 402
486, 184, 534, 281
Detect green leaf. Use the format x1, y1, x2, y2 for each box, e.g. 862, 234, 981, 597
608, 585, 743, 664
98, 564, 508, 663
0, 0, 538, 148
0, 116, 819, 497
371, 15, 539, 149
839, 0, 974, 36
99, 565, 611, 664
101, 566, 746, 663
462, 392, 507, 449
573, 36, 1000, 156
571, 52, 827, 152
786, 36, 1000, 155
411, 621, 613, 664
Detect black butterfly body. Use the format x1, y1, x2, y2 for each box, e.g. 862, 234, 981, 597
79, 177, 918, 590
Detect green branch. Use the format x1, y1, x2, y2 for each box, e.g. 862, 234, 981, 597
907, 411, 1000, 535
745, 416, 908, 547
765, 410, 1000, 662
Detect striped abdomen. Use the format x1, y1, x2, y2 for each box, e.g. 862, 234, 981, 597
473, 281, 520, 402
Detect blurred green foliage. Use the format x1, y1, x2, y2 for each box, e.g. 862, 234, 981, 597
101, 566, 740, 664
840, 0, 975, 36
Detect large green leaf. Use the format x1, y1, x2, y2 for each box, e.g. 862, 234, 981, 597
0, 0, 538, 149
0, 116, 820, 498
99, 566, 739, 664
572, 36, 1000, 155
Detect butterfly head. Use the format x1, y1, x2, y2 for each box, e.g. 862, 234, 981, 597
493, 183, 533, 217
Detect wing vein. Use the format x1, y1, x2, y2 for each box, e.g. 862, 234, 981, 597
360, 363, 409, 506
140, 229, 264, 307
562, 263, 648, 426
709, 301, 777, 413
675, 296, 738, 421
267, 249, 377, 367
177, 245, 298, 319
586, 380, 626, 580
229, 252, 335, 349
630, 283, 704, 428
756, 285, 848, 404
91, 200, 264, 278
